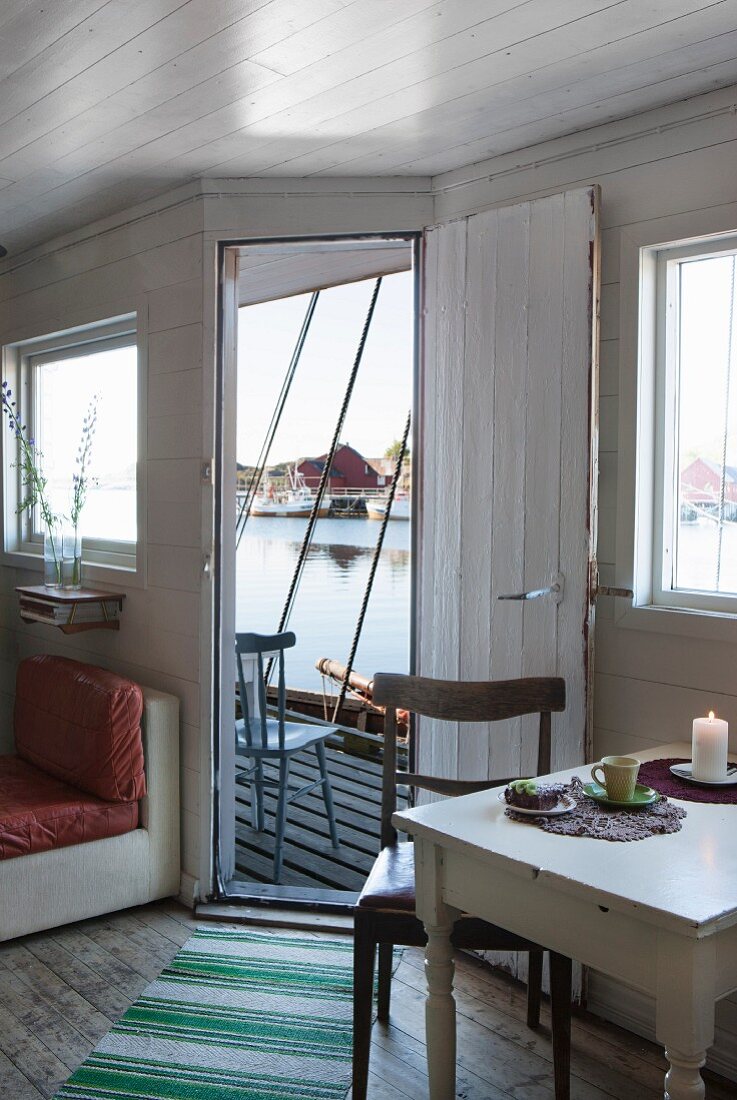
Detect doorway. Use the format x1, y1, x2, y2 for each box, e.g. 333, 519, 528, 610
210, 189, 599, 919
213, 235, 420, 905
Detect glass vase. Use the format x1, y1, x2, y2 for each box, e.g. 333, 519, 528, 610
62, 526, 82, 590
43, 519, 63, 588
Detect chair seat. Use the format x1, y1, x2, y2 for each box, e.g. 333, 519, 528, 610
235, 717, 336, 756
358, 841, 416, 911
357, 844, 543, 954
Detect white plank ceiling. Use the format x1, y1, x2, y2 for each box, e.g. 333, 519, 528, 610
0, 0, 736, 253
237, 239, 412, 305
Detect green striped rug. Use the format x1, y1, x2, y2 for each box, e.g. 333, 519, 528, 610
55, 927, 356, 1100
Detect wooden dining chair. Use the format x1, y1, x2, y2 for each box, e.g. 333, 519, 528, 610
235, 631, 340, 883
352, 673, 571, 1100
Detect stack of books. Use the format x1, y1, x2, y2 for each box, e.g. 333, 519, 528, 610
16, 586, 125, 631
18, 596, 119, 627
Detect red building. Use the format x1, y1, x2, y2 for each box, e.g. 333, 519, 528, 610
681, 457, 737, 505
297, 443, 386, 492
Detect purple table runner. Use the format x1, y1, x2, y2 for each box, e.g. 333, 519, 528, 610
638, 757, 737, 804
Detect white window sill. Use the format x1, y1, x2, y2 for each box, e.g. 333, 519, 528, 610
615, 601, 737, 643
0, 549, 144, 590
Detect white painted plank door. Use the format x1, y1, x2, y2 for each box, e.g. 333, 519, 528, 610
422, 218, 467, 784
418, 186, 599, 785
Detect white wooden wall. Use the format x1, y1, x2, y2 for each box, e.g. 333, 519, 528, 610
430, 81, 737, 1082
0, 179, 432, 901
0, 177, 433, 903
0, 193, 207, 901
418, 189, 597, 786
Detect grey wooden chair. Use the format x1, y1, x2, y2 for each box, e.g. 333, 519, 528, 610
352, 672, 572, 1100
235, 631, 340, 883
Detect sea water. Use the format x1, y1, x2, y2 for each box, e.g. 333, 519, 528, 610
236, 515, 410, 691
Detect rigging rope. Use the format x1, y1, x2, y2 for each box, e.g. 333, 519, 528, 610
235, 291, 320, 548
269, 277, 384, 677
716, 255, 736, 590
332, 408, 411, 722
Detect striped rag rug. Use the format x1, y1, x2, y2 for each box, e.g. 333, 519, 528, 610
54, 927, 355, 1100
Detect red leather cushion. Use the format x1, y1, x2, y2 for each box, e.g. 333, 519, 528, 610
357, 842, 416, 911
14, 655, 145, 803
0, 754, 138, 861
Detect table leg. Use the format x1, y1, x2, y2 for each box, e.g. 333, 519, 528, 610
663, 1049, 707, 1100
424, 918, 456, 1100
414, 839, 460, 1100
656, 932, 715, 1100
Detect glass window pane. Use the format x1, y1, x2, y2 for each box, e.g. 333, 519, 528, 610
36, 343, 137, 542
675, 253, 737, 593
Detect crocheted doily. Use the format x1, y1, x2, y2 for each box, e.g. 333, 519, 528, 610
504, 776, 686, 841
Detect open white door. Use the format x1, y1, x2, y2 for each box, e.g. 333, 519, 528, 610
418, 186, 599, 785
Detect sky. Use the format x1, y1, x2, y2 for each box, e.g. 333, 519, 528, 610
236, 269, 414, 468
678, 252, 737, 470
38, 345, 137, 539
40, 346, 137, 483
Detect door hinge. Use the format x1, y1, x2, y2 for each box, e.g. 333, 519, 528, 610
590, 563, 633, 601
201, 459, 215, 485
596, 584, 634, 599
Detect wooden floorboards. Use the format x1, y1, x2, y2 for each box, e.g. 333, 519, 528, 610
234, 743, 408, 892
0, 899, 734, 1100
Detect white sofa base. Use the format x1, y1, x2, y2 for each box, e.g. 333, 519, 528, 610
0, 684, 180, 942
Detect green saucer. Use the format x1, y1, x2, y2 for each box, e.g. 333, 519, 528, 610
583, 781, 659, 809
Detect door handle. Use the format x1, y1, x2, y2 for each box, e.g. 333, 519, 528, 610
497, 573, 564, 605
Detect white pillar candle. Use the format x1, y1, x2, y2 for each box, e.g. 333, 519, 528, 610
692, 711, 729, 782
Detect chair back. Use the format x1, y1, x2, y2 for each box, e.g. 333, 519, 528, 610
372, 673, 566, 848
235, 631, 296, 751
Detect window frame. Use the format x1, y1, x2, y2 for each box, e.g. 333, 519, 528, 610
653, 237, 737, 615
616, 212, 737, 639
1, 312, 145, 582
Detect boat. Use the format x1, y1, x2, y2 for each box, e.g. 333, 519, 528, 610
250, 466, 331, 518
366, 491, 410, 520
256, 658, 410, 754
234, 660, 408, 763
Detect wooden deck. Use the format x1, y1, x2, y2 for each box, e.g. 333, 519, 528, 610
233, 742, 407, 893
0, 900, 734, 1100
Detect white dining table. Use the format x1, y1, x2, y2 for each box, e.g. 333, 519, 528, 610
392, 742, 737, 1100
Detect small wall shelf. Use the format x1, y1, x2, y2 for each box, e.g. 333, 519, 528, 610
16, 585, 125, 634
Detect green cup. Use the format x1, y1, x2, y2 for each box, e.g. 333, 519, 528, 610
590, 755, 640, 802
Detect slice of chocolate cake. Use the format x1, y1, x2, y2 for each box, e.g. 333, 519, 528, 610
504, 779, 566, 810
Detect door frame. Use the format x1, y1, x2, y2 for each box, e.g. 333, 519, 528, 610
207, 231, 423, 907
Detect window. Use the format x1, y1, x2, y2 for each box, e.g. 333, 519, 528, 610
624, 228, 737, 624
655, 238, 737, 613
3, 314, 140, 573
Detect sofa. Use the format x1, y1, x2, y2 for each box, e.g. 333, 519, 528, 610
0, 654, 180, 942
